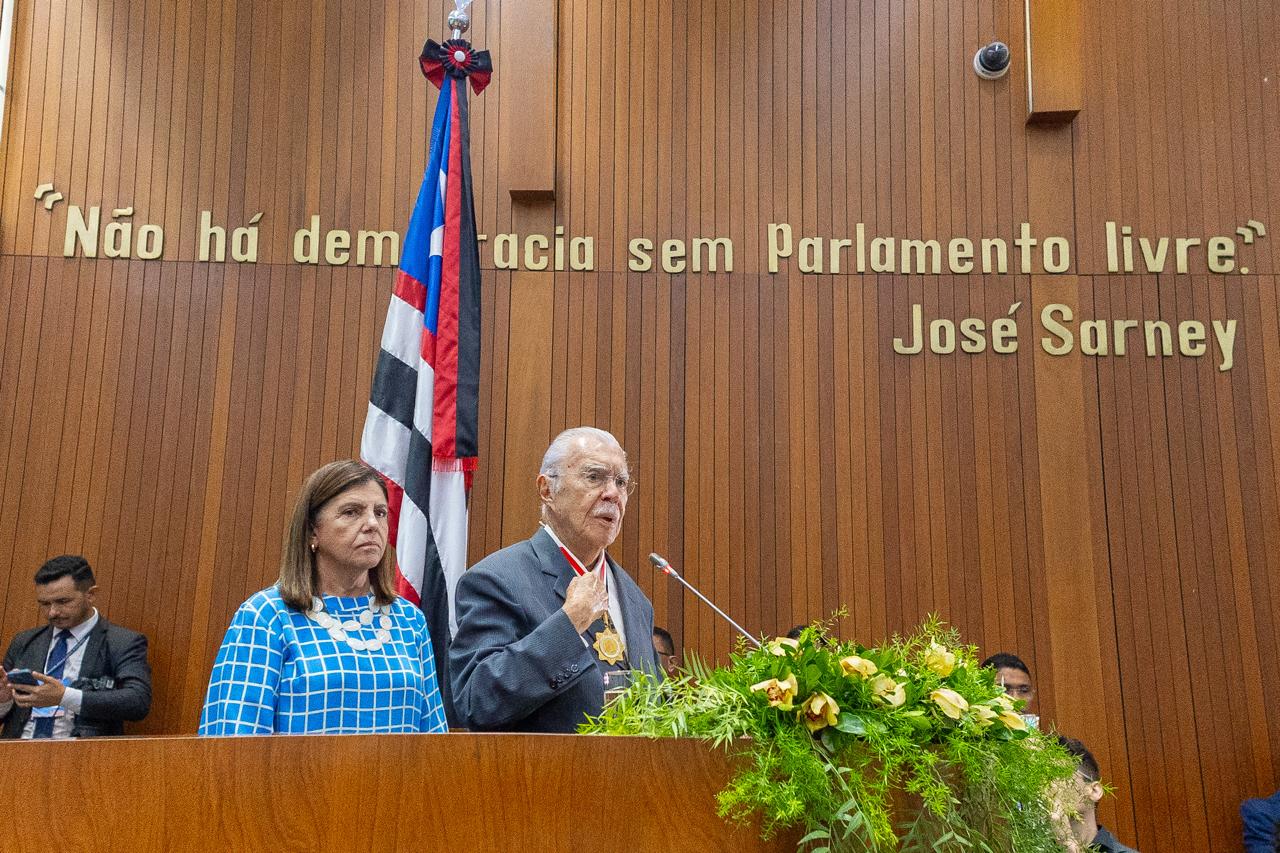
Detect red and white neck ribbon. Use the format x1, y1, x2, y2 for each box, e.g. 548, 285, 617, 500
541, 523, 607, 590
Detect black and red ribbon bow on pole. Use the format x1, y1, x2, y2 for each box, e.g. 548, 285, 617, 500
419, 39, 493, 93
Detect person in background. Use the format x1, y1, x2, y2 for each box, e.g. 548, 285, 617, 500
199, 460, 448, 735
1241, 789, 1280, 853
0, 555, 151, 739
982, 651, 1037, 720
652, 626, 680, 679
1051, 735, 1140, 852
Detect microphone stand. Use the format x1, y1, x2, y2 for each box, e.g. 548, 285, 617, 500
648, 553, 762, 649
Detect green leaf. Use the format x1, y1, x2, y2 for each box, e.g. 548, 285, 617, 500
835, 711, 867, 735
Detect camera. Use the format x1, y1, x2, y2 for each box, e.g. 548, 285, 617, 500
973, 41, 1011, 79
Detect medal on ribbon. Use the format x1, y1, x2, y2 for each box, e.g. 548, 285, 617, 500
593, 616, 626, 665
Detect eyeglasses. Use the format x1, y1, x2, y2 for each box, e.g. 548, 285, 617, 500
549, 466, 638, 495
1001, 684, 1035, 698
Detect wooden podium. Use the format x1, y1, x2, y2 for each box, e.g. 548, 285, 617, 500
1, 733, 794, 852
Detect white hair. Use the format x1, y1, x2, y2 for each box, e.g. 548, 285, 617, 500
539, 427, 624, 480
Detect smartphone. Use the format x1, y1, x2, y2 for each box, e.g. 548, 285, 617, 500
5, 669, 39, 687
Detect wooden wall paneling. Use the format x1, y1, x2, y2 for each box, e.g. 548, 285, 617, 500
111, 264, 154, 618
0, 0, 28, 255
1154, 277, 1212, 846
1097, 275, 1141, 843
302, 0, 327, 236
830, 273, 855, 636
1181, 273, 1241, 840
814, 279, 839, 624
687, 272, 708, 654
719, 0, 745, 649
1091, 274, 1142, 840
499, 0, 555, 200
500, 270, 554, 544
1024, 117, 1088, 722
1259, 275, 1280, 774
0, 257, 31, 645
180, 264, 236, 730
1232, 274, 1280, 770
474, 267, 509, 561
1025, 0, 1083, 123
851, 277, 877, 641
971, 276, 1000, 649
676, 278, 698, 641
621, 276, 645, 586
740, 275, 762, 641
769, 274, 791, 639
156, 264, 204, 734
140, 260, 183, 713
63, 0, 91, 229
1185, 274, 1254, 847
44, 261, 87, 547
663, 276, 685, 647
904, 278, 926, 626
874, 277, 899, 639
1074, 274, 1136, 842
33, 0, 73, 260
705, 266, 725, 652
579, 269, 598, 425
984, 278, 1018, 655
636, 272, 661, 627
1011, 274, 1050, 712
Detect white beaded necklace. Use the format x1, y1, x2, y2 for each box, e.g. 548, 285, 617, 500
306, 596, 394, 652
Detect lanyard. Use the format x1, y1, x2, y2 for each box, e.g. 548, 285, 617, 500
45, 629, 92, 675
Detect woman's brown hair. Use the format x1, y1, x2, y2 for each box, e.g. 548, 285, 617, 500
277, 460, 397, 610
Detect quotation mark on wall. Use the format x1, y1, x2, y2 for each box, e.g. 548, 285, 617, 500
1235, 220, 1266, 244
1235, 220, 1266, 275
34, 183, 64, 210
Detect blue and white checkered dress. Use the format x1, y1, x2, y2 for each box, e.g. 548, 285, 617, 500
198, 586, 449, 735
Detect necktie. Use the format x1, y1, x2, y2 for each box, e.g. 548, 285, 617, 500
32, 630, 71, 739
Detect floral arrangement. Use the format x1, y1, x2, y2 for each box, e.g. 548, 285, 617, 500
582, 616, 1077, 852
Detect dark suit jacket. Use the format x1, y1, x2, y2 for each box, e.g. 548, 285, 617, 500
450, 528, 661, 732
1, 617, 152, 738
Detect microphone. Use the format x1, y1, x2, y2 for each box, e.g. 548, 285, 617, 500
648, 553, 762, 648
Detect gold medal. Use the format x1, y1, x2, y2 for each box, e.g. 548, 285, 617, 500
593, 621, 626, 665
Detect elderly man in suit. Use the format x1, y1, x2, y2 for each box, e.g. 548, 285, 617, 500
450, 427, 661, 732
0, 555, 152, 739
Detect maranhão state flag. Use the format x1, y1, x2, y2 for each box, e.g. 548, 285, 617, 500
361, 35, 491, 726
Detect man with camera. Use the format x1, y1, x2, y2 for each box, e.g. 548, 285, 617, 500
0, 555, 152, 739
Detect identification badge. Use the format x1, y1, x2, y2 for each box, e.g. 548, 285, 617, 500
29, 676, 72, 718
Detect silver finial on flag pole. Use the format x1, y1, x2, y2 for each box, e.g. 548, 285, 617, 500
448, 0, 473, 38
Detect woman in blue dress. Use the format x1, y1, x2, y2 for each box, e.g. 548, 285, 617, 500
199, 460, 449, 735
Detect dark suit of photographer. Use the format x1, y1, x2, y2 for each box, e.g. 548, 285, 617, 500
0, 555, 151, 739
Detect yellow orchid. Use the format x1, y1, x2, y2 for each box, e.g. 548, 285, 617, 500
840, 654, 878, 679
924, 642, 957, 678
765, 637, 801, 656
871, 674, 907, 707
990, 692, 1017, 712
800, 692, 841, 732
971, 703, 999, 728
750, 672, 799, 710
997, 709, 1029, 731
930, 687, 969, 720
